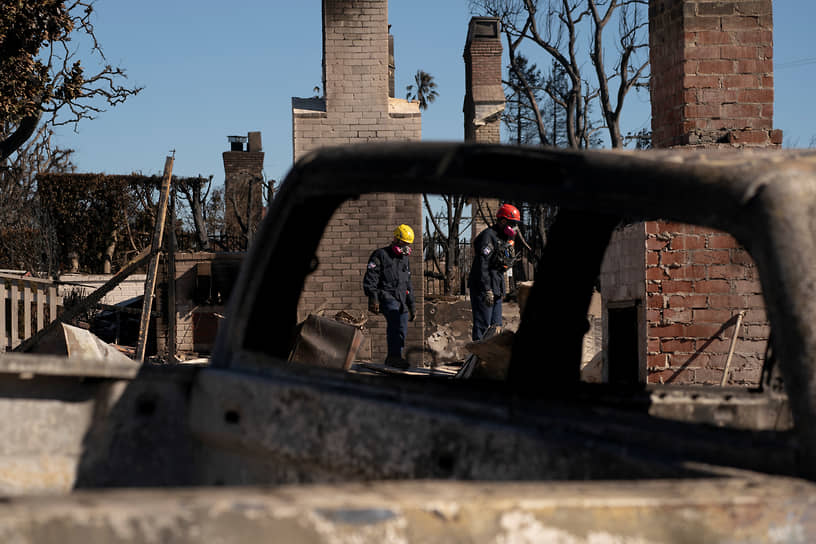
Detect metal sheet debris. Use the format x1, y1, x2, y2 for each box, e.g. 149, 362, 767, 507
289, 314, 364, 371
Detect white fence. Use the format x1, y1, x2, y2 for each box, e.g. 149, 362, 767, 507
0, 274, 61, 352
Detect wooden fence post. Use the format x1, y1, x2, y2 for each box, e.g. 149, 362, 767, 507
9, 284, 19, 349
0, 283, 6, 351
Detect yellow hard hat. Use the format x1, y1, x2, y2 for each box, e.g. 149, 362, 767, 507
393, 224, 414, 244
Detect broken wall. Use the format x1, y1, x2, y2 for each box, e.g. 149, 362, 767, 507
156, 252, 244, 358
58, 273, 146, 306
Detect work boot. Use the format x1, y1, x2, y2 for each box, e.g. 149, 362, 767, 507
384, 355, 409, 369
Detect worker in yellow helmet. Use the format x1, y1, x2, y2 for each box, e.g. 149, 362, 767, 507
363, 224, 416, 369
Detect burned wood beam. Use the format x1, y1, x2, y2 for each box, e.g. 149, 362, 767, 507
136, 156, 174, 363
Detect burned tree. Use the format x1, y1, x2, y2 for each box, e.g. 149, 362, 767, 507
33, 173, 221, 274
0, 1, 141, 162
176, 175, 215, 251
471, 0, 649, 149
424, 194, 469, 295
0, 125, 74, 273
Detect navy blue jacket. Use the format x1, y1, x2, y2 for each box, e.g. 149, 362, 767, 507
363, 246, 415, 311
468, 226, 514, 298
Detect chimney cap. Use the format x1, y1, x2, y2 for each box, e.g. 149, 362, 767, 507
467, 17, 500, 43
227, 135, 248, 144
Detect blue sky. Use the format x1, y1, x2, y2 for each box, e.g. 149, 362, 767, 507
54, 1, 815, 185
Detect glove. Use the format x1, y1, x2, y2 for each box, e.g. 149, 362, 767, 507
408, 305, 416, 322
483, 291, 495, 307
368, 296, 379, 314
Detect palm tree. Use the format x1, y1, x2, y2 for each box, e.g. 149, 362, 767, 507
405, 70, 439, 110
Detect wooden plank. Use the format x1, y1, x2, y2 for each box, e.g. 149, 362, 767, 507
136, 156, 175, 363
167, 188, 177, 361
9, 284, 19, 349
36, 285, 45, 332
96, 303, 160, 317
23, 284, 32, 339
48, 286, 57, 323
353, 362, 458, 377
14, 248, 152, 352
0, 283, 6, 352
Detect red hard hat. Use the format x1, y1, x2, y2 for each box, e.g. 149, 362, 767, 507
496, 203, 521, 222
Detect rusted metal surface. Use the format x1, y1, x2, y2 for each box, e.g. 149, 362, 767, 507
289, 314, 363, 371
0, 478, 813, 542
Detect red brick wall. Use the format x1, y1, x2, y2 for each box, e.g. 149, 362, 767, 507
649, 0, 685, 148
644, 222, 766, 385
292, 0, 423, 363
636, 0, 779, 386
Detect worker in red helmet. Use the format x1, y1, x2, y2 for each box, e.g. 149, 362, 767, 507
467, 203, 520, 341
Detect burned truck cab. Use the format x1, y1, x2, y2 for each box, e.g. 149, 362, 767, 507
1, 143, 815, 541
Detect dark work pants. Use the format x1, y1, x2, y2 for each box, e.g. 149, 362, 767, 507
382, 298, 409, 358
470, 292, 502, 341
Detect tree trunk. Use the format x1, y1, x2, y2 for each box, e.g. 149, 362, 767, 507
184, 181, 211, 251
103, 230, 117, 274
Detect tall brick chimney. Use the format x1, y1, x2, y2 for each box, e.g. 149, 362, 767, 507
601, 0, 779, 387
463, 17, 505, 143
322, 0, 389, 114
464, 17, 505, 239
222, 131, 264, 248
649, 0, 781, 148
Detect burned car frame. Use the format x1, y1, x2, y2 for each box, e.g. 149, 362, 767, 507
1, 142, 816, 541
215, 143, 816, 472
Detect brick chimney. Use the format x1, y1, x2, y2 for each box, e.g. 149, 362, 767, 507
463, 17, 505, 143
599, 0, 779, 387
222, 131, 264, 249
649, 0, 781, 148
464, 17, 505, 240
322, 0, 389, 114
